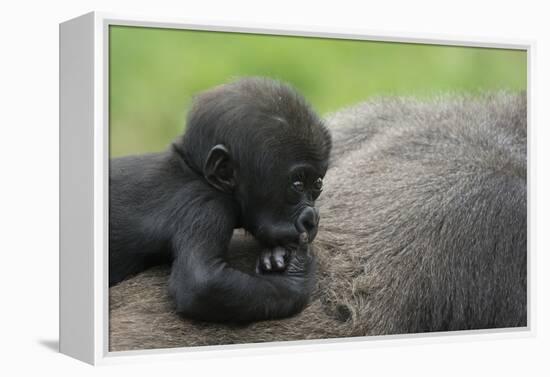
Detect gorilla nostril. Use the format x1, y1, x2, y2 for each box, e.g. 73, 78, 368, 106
303, 217, 315, 231
296, 207, 318, 235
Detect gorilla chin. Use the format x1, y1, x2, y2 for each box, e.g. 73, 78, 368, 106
252, 206, 320, 248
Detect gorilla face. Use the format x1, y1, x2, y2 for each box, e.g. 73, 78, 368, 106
239, 160, 327, 249
182, 76, 331, 253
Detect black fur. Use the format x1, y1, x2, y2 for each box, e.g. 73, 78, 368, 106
109, 77, 332, 322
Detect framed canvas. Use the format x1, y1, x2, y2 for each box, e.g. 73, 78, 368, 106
59, 11, 532, 365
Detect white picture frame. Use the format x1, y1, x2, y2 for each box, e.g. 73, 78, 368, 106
59, 11, 534, 365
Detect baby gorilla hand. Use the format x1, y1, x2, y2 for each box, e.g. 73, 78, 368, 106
258, 247, 289, 272
257, 234, 313, 274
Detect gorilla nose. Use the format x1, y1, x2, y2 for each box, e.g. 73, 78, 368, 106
295, 206, 319, 243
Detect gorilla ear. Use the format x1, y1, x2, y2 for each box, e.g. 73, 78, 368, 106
204, 144, 236, 193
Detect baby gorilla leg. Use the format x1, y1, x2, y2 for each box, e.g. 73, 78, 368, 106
258, 247, 289, 272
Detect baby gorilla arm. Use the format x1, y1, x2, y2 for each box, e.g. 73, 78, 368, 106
168, 208, 316, 323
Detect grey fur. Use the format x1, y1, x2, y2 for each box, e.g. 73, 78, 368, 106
109, 92, 526, 351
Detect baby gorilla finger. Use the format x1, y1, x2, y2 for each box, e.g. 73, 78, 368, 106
260, 250, 273, 271
259, 247, 289, 273
270, 247, 288, 272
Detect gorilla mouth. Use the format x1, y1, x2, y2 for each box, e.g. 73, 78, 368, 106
251, 207, 320, 248
253, 223, 303, 249
253, 222, 318, 249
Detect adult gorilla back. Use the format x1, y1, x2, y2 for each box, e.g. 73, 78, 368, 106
109, 92, 527, 350
319, 92, 526, 334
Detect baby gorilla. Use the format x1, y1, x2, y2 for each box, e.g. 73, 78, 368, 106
109, 77, 332, 322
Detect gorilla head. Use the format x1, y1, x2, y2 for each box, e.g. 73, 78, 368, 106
178, 77, 332, 248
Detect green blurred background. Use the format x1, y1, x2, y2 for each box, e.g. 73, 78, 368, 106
109, 25, 527, 157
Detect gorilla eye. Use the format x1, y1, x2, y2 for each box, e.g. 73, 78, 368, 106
292, 181, 305, 192
314, 178, 323, 190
